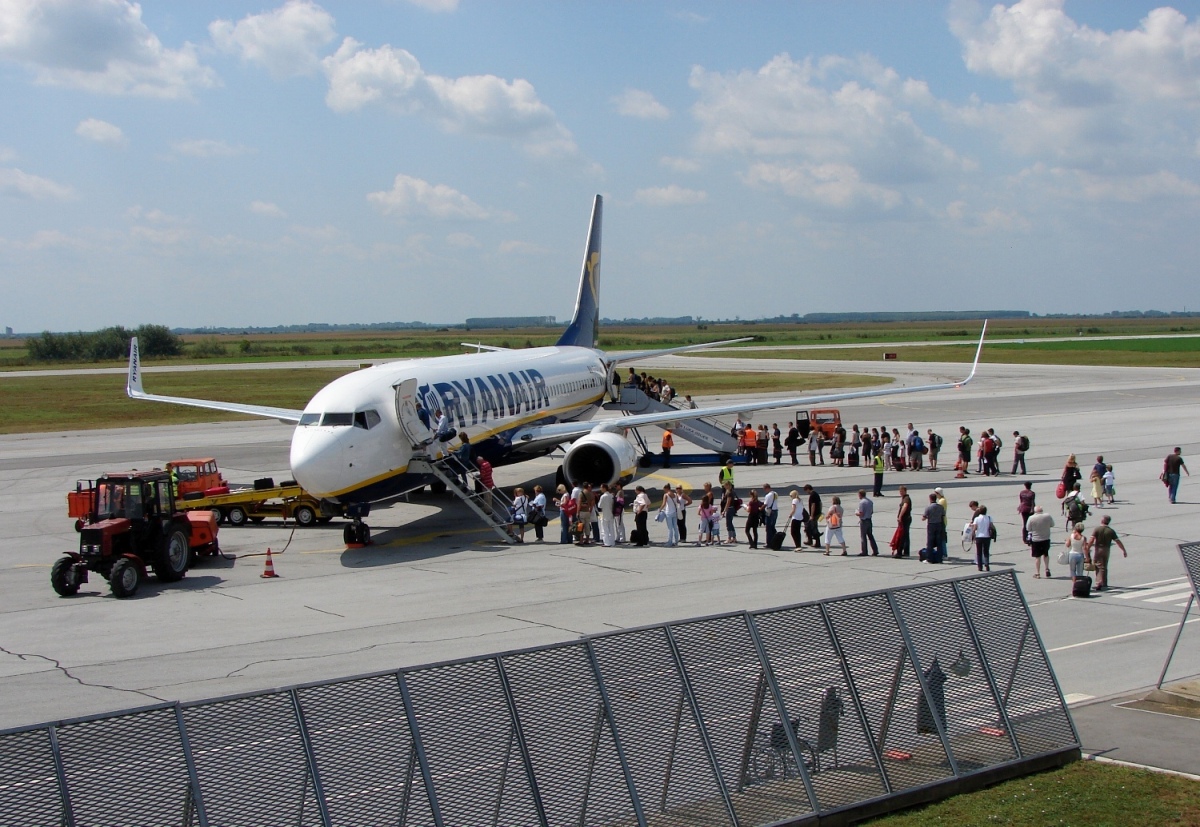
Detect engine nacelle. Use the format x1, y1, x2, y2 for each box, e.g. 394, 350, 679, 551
562, 431, 637, 487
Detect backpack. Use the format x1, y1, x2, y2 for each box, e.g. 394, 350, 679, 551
993, 435, 1003, 449
931, 433, 942, 449
912, 435, 925, 453
1066, 498, 1089, 525
1018, 435, 1030, 451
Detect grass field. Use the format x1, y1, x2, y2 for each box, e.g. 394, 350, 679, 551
5, 317, 1200, 368
863, 760, 1200, 826
0, 369, 885, 434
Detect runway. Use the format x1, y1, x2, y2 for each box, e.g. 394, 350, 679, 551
1, 357, 1198, 731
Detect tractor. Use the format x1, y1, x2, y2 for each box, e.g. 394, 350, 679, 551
54, 469, 219, 598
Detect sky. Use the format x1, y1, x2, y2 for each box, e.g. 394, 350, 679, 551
3, 0, 1200, 332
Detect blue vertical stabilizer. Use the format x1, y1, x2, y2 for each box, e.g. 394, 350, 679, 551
555, 195, 602, 349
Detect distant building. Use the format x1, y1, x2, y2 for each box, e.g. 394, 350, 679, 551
464, 316, 556, 329
4, 327, 11, 337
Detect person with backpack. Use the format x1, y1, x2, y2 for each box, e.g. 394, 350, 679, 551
958, 427, 973, 476
927, 429, 942, 471
987, 430, 1003, 476
979, 432, 996, 477
1012, 431, 1029, 474
1063, 485, 1089, 528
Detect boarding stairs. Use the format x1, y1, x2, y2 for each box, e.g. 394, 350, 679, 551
407, 452, 518, 544
604, 386, 738, 455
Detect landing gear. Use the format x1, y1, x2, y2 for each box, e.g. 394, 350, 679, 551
343, 520, 371, 546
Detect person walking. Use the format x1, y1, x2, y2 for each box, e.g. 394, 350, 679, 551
659, 484, 680, 546
762, 483, 779, 548
1066, 521, 1089, 593
1017, 481, 1036, 544
1089, 515, 1128, 591
823, 496, 848, 556
744, 490, 762, 549
1164, 447, 1189, 504
856, 489, 879, 556
720, 482, 741, 544
1012, 431, 1029, 474
872, 451, 885, 497
788, 490, 806, 550
1026, 505, 1054, 578
893, 486, 912, 558
972, 505, 994, 571
530, 484, 548, 542
1060, 454, 1082, 499
1089, 455, 1106, 506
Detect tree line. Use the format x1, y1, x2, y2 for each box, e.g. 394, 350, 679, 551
27, 325, 182, 362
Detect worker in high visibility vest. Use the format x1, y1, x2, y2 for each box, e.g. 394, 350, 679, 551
661, 429, 674, 468
873, 452, 886, 497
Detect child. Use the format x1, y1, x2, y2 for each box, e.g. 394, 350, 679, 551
1102, 464, 1116, 505
696, 496, 714, 546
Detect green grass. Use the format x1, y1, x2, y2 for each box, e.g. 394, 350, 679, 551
0, 369, 887, 434
862, 760, 1200, 826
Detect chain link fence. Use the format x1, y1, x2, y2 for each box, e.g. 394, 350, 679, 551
0, 570, 1079, 826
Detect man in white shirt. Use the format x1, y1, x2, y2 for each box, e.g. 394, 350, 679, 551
762, 483, 779, 547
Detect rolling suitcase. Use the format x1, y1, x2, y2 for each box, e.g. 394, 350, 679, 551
768, 533, 785, 551
631, 528, 649, 547
848, 447, 860, 467
1072, 575, 1092, 598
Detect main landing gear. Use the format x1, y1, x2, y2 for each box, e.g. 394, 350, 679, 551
343, 519, 371, 546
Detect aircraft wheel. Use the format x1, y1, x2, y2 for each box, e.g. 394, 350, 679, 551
51, 557, 81, 597
343, 523, 356, 545
109, 558, 141, 598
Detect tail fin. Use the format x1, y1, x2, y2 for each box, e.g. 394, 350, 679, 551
556, 194, 602, 348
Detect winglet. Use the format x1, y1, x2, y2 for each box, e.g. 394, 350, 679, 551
958, 321, 987, 387
556, 194, 602, 349
126, 337, 144, 398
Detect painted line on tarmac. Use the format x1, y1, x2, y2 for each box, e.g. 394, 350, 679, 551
1048, 618, 1200, 653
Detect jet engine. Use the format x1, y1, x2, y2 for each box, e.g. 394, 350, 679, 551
562, 431, 637, 486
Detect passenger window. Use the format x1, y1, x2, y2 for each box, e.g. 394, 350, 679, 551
299, 413, 321, 426
321, 413, 353, 427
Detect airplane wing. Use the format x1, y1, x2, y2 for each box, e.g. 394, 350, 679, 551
125, 338, 304, 424
513, 323, 987, 448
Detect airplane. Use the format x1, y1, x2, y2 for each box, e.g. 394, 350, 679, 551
127, 194, 985, 543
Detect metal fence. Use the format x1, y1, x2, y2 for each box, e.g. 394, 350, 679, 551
0, 571, 1079, 827
1157, 541, 1200, 689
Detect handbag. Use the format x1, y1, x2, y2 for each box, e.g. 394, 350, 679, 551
1056, 546, 1069, 566
1055, 482, 1067, 499
655, 511, 666, 523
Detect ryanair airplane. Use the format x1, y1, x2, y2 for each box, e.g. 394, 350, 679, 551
128, 195, 984, 533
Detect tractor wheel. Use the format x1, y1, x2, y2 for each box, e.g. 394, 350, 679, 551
50, 557, 81, 597
153, 527, 190, 582
227, 506, 248, 526
294, 505, 317, 527
109, 558, 141, 598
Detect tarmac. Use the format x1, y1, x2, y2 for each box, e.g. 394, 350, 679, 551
1073, 678, 1200, 779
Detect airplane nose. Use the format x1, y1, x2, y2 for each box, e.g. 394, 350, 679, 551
290, 428, 340, 498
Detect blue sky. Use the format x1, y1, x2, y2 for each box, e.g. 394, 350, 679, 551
3, 0, 1200, 331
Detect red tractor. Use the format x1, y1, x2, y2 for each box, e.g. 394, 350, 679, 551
55, 469, 219, 598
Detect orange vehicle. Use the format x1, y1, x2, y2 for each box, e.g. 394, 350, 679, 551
795, 408, 841, 440
166, 458, 228, 498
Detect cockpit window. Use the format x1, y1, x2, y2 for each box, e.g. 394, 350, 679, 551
354, 409, 381, 430
321, 412, 354, 427
299, 413, 321, 426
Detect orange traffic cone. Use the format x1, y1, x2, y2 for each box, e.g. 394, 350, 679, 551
954, 459, 966, 479
261, 547, 280, 579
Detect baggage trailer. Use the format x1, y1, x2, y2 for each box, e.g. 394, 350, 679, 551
167, 459, 346, 527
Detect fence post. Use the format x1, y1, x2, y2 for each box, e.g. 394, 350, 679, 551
951, 580, 1022, 758
290, 689, 332, 827
397, 671, 445, 827
583, 641, 647, 827
47, 726, 75, 827
174, 705, 208, 827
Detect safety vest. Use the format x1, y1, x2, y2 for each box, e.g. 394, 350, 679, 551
873, 455, 885, 473
719, 466, 735, 486
661, 432, 674, 449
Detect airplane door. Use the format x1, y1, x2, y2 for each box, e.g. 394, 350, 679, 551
394, 378, 432, 447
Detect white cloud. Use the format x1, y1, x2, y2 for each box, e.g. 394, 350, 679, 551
634, 185, 708, 206
322, 38, 578, 157
250, 200, 286, 217
949, 0, 1200, 171
661, 156, 701, 173
405, 0, 459, 10
0, 0, 217, 98
614, 88, 669, 119
209, 0, 336, 79
0, 167, 75, 200
367, 174, 492, 219
0, 146, 16, 162
446, 232, 479, 247
75, 117, 126, 146
498, 239, 546, 256
171, 138, 252, 158
689, 54, 969, 194
743, 162, 904, 213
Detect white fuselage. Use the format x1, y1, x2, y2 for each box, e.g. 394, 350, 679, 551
289, 346, 610, 502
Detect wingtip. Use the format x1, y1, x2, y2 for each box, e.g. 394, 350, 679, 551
126, 336, 143, 398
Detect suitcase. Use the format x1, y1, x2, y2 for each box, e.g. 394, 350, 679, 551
631, 528, 649, 547
1072, 575, 1092, 598
848, 448, 860, 467
768, 533, 785, 551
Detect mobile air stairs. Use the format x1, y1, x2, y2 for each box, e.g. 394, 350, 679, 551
407, 451, 519, 544
604, 385, 738, 463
